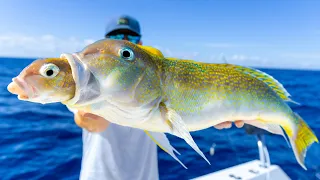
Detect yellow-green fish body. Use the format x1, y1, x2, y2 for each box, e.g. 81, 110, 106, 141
157, 60, 293, 130
142, 57, 318, 170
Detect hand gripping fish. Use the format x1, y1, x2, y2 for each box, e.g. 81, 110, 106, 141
7, 39, 318, 170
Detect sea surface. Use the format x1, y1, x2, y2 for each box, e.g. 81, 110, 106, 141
0, 57, 319, 180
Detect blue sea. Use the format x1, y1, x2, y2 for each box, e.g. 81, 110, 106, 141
0, 57, 319, 180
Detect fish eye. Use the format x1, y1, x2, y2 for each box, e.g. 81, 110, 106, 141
39, 63, 60, 78
119, 47, 135, 61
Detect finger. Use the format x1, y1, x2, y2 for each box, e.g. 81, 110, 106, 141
74, 114, 97, 132
74, 111, 110, 132
83, 112, 104, 120
214, 124, 224, 129
77, 110, 87, 117
214, 122, 232, 129
74, 112, 86, 128
86, 125, 95, 132
224, 122, 232, 129
235, 120, 244, 128
76, 111, 99, 124
83, 114, 110, 132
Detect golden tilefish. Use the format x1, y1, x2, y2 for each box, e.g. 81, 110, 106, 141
7, 38, 318, 170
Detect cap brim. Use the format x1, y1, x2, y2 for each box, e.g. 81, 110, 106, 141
105, 25, 141, 36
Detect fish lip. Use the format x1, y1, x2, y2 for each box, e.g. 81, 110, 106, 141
30, 85, 39, 98
12, 77, 39, 99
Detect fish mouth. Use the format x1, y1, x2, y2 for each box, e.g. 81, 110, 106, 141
7, 77, 39, 100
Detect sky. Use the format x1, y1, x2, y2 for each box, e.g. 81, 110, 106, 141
0, 0, 319, 69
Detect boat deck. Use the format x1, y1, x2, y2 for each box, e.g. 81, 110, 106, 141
192, 160, 290, 180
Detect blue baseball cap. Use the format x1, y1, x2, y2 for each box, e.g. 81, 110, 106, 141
105, 15, 141, 37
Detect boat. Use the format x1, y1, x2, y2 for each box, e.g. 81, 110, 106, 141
192, 125, 291, 180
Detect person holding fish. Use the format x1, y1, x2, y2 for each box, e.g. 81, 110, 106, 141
8, 14, 318, 179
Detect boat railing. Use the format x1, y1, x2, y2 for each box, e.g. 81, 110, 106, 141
192, 125, 291, 180
243, 125, 271, 168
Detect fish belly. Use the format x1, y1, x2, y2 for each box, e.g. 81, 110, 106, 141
176, 98, 290, 132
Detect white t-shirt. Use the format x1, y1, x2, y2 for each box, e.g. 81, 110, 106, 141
79, 123, 159, 180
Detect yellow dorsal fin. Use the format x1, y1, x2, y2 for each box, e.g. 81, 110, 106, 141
233, 65, 299, 105
166, 57, 178, 61
138, 45, 164, 57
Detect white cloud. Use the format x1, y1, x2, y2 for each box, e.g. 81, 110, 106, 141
229, 54, 262, 62
184, 42, 241, 48
278, 53, 320, 70
185, 42, 268, 49
226, 53, 320, 70
0, 33, 95, 58
280, 53, 320, 59
210, 53, 263, 63
209, 53, 275, 68
203, 43, 238, 48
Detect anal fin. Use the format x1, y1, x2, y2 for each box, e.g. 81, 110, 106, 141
144, 130, 187, 169
245, 120, 290, 148
160, 102, 211, 165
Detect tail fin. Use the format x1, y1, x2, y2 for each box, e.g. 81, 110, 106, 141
285, 113, 319, 170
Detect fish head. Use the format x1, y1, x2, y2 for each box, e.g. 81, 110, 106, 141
71, 39, 162, 104
7, 58, 76, 104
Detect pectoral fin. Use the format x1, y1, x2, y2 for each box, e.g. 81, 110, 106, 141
144, 130, 187, 169
160, 102, 211, 165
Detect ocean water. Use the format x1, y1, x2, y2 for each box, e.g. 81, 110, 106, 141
0, 57, 319, 180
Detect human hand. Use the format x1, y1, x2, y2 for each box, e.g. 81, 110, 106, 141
214, 120, 244, 129
74, 110, 110, 132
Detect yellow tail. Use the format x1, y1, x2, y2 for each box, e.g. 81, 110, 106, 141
283, 113, 319, 170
